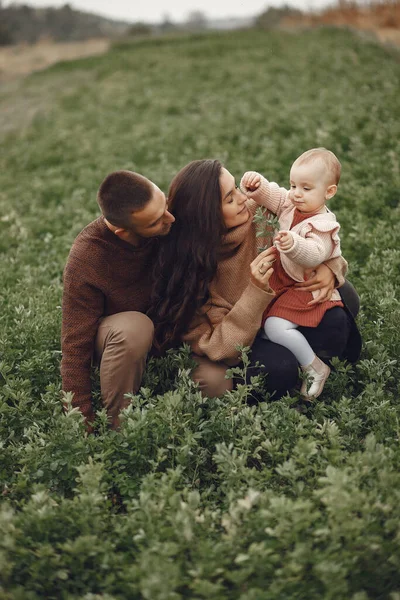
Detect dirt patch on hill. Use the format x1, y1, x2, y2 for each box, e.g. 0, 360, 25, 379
375, 27, 400, 45
0, 38, 110, 83
315, 3, 400, 30
281, 3, 400, 48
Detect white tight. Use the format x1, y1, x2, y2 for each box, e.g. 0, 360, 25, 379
263, 316, 315, 366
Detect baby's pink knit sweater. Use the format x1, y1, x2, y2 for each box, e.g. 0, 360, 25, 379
240, 174, 345, 302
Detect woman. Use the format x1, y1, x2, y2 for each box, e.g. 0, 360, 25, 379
150, 159, 361, 399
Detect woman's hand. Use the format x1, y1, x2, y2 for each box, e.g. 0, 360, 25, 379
295, 263, 335, 305
250, 246, 276, 292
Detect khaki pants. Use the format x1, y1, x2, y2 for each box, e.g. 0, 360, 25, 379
94, 311, 231, 428
94, 311, 154, 428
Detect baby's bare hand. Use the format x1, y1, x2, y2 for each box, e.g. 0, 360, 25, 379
241, 171, 261, 193
275, 231, 293, 251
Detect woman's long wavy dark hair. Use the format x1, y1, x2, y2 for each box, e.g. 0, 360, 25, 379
149, 159, 226, 352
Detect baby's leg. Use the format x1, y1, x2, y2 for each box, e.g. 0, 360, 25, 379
264, 316, 330, 399
264, 316, 315, 366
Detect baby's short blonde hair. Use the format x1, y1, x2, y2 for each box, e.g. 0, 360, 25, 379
294, 147, 341, 185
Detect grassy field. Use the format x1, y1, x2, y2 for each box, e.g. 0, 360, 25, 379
1, 28, 400, 599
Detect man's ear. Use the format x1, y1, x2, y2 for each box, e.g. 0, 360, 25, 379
114, 227, 129, 240
325, 184, 337, 201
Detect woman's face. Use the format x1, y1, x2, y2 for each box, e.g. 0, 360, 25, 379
219, 167, 249, 229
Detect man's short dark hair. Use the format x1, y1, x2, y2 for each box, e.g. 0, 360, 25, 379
97, 170, 153, 228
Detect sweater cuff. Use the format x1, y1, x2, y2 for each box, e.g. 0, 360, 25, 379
240, 174, 271, 205
79, 402, 96, 423
63, 395, 95, 424
241, 281, 275, 315
279, 231, 302, 259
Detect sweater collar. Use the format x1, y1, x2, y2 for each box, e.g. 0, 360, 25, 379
98, 216, 156, 253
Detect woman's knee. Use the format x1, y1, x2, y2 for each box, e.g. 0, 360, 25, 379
299, 307, 350, 360
250, 338, 299, 398
339, 280, 360, 319
265, 352, 299, 397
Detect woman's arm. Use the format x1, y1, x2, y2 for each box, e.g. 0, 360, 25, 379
184, 284, 274, 363
183, 247, 276, 363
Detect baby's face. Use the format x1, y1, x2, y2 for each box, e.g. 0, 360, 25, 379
289, 160, 336, 214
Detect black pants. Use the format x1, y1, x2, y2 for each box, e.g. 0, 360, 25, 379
244, 307, 351, 400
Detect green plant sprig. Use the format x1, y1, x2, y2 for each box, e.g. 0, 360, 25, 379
253, 206, 281, 253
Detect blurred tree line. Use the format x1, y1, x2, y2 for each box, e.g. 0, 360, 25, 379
128, 11, 209, 37
0, 5, 248, 46
0, 2, 128, 45
254, 5, 304, 29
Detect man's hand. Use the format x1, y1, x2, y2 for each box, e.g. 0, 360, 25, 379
295, 263, 335, 305
275, 231, 294, 251
241, 171, 262, 193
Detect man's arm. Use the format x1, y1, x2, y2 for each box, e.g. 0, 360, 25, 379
61, 253, 104, 424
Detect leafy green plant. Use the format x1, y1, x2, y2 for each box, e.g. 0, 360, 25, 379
0, 26, 399, 599
253, 206, 281, 252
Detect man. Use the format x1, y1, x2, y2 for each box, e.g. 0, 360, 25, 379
61, 170, 175, 428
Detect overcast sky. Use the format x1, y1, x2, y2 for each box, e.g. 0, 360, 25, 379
4, 0, 333, 24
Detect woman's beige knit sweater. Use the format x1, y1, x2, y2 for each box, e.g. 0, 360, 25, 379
183, 200, 347, 365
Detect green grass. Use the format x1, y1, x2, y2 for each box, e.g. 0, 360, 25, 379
1, 28, 400, 599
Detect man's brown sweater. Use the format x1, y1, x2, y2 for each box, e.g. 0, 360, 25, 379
61, 217, 157, 421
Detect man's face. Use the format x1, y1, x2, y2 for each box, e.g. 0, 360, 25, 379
130, 183, 175, 240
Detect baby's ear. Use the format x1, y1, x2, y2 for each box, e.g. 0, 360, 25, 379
325, 184, 337, 200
